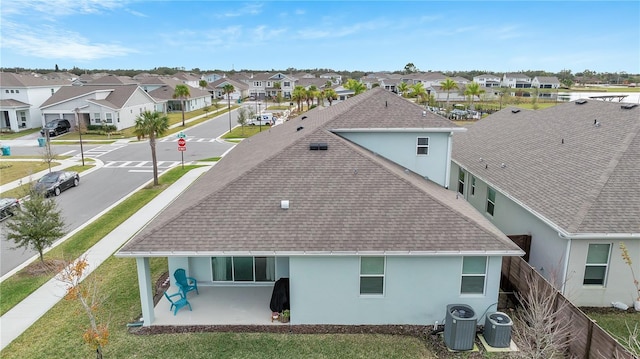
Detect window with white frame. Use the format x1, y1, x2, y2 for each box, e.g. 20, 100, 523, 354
94, 113, 101, 123
211, 256, 275, 282
583, 244, 611, 285
461, 256, 487, 294
416, 137, 429, 155
360, 257, 385, 295
458, 169, 465, 195
105, 113, 113, 123
254, 81, 262, 87
486, 187, 496, 216
284, 81, 291, 87
471, 176, 476, 196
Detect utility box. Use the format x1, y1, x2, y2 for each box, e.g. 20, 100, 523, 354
1, 146, 10, 156
444, 304, 477, 351
483, 312, 512, 348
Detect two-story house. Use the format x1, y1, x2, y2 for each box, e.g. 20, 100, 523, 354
450, 100, 640, 307
0, 73, 70, 132
116, 87, 523, 327
473, 74, 502, 88
531, 76, 561, 89
501, 73, 532, 88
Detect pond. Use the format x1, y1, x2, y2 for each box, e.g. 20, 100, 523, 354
558, 92, 640, 104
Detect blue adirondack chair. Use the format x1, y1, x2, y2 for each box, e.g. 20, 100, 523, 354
174, 268, 198, 297
163, 291, 192, 315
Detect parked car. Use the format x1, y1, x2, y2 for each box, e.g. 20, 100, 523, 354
0, 197, 20, 221
40, 119, 71, 137
34, 170, 79, 197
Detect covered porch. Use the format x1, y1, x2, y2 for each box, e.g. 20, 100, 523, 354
153, 285, 284, 326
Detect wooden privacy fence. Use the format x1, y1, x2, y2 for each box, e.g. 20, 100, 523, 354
501, 256, 636, 359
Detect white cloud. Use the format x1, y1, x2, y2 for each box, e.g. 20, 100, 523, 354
296, 20, 387, 40
1, 22, 137, 61
220, 2, 263, 17
1, 0, 131, 17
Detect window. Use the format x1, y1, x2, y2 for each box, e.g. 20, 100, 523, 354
253, 81, 262, 87
360, 257, 385, 295
486, 187, 496, 216
51, 89, 55, 95
94, 113, 101, 123
15, 90, 19, 93
471, 176, 476, 196
105, 113, 113, 123
284, 81, 291, 87
416, 137, 429, 155
461, 256, 487, 294
211, 256, 275, 282
458, 170, 465, 195
4, 90, 8, 93
583, 244, 611, 285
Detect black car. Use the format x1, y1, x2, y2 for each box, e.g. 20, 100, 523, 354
40, 119, 71, 137
0, 197, 20, 221
34, 171, 80, 197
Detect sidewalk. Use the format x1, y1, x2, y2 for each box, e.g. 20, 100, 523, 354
0, 165, 212, 351
0, 157, 103, 193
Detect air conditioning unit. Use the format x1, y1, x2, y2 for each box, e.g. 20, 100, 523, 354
444, 304, 477, 351
483, 312, 512, 348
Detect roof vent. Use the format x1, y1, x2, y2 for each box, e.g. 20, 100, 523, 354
422, 111, 427, 117
621, 103, 638, 110
575, 99, 588, 105
301, 116, 308, 120
594, 119, 601, 127
280, 200, 289, 209
309, 142, 328, 150
511, 109, 520, 113
296, 126, 304, 131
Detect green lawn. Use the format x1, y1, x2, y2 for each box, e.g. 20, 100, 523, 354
587, 310, 640, 350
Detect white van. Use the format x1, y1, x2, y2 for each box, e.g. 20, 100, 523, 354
248, 113, 276, 126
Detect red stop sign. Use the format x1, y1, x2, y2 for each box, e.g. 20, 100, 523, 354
177, 138, 186, 147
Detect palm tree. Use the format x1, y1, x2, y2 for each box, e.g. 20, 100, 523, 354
306, 85, 319, 109
292, 86, 306, 112
173, 84, 190, 127
222, 84, 235, 133
199, 79, 207, 90
324, 88, 338, 106
440, 78, 458, 112
410, 82, 428, 105
463, 82, 485, 110
397, 82, 410, 97
273, 81, 282, 104
134, 111, 169, 186
344, 78, 367, 95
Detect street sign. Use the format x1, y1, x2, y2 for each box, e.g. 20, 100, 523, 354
177, 132, 186, 139
177, 138, 186, 151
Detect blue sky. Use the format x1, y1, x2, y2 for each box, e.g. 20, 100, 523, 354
1, 1, 638, 74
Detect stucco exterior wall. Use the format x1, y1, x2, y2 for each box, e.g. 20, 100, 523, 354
338, 131, 451, 187
288, 255, 502, 325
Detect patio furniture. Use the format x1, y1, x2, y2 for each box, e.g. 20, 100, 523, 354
163, 291, 192, 315
174, 268, 198, 297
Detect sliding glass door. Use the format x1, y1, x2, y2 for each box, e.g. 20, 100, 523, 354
211, 256, 275, 282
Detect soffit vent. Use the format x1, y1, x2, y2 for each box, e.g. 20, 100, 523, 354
621, 103, 638, 110
576, 99, 588, 105
309, 142, 328, 150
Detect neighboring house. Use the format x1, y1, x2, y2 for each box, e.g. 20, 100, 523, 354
147, 77, 211, 113
473, 74, 501, 88
207, 78, 247, 101
39, 84, 158, 130
531, 76, 560, 89
320, 72, 342, 85
501, 73, 531, 88
0, 73, 70, 132
450, 100, 640, 307
379, 78, 401, 93
204, 73, 223, 83
332, 85, 355, 101
116, 87, 523, 327
172, 72, 202, 88
243, 73, 296, 100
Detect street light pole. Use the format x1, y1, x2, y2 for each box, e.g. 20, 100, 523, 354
258, 103, 262, 132
74, 108, 85, 166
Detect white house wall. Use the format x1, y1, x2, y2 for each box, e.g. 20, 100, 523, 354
338, 131, 451, 187
1, 85, 64, 130
289, 255, 502, 325
565, 239, 640, 307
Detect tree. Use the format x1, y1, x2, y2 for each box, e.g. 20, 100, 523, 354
198, 79, 207, 90
173, 84, 190, 127
344, 79, 366, 95
324, 88, 337, 106
273, 81, 282, 103
222, 84, 235, 133
463, 82, 485, 110
397, 82, 409, 97
134, 111, 169, 186
6, 186, 65, 263
306, 85, 319, 109
236, 107, 254, 135
292, 86, 306, 112
57, 256, 109, 359
403, 62, 418, 74
410, 82, 428, 104
440, 78, 458, 112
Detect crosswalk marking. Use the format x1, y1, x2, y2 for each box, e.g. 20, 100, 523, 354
159, 137, 217, 143
103, 161, 185, 169
76, 145, 126, 158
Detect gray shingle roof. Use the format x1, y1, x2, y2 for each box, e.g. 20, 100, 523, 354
40, 85, 141, 109
452, 100, 640, 234
0, 72, 69, 87
118, 88, 522, 256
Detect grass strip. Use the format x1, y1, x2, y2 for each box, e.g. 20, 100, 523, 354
0, 165, 199, 315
